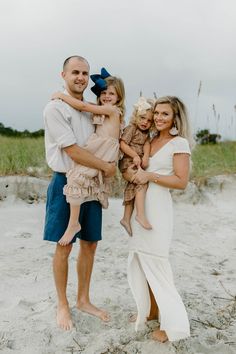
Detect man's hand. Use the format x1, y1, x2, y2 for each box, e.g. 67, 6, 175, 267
103, 162, 116, 177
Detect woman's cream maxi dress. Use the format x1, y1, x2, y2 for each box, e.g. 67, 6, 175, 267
128, 136, 191, 342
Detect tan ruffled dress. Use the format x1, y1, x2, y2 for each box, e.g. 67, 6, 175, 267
119, 124, 150, 205
63, 115, 120, 209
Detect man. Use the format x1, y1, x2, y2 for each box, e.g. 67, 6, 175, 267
43, 56, 115, 330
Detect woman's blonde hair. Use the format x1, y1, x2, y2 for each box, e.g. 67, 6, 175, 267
97, 76, 126, 123
153, 96, 195, 149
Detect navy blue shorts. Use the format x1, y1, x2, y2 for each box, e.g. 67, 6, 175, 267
43, 172, 102, 243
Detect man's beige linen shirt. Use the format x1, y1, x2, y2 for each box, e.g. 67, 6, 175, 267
44, 97, 94, 173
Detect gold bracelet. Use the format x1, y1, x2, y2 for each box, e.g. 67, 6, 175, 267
154, 174, 160, 183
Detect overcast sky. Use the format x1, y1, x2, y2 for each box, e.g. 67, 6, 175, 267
1, 0, 236, 140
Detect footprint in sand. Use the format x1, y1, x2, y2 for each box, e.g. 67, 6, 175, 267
0, 298, 21, 312
0, 332, 14, 350
0, 298, 35, 312
17, 232, 32, 239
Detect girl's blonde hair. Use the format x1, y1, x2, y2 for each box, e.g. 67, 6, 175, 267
130, 97, 154, 130
153, 96, 195, 149
98, 76, 126, 123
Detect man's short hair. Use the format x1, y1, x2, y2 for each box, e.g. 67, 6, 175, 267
63, 56, 90, 71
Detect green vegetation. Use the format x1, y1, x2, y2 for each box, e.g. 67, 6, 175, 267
0, 136, 236, 184
0, 122, 44, 138
0, 136, 49, 176
191, 141, 236, 181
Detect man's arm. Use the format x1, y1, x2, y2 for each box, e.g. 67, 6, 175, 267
63, 144, 116, 177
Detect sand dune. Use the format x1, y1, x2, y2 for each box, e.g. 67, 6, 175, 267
0, 176, 235, 354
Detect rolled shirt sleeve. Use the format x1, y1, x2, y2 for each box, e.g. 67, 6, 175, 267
43, 98, 94, 173
44, 102, 76, 148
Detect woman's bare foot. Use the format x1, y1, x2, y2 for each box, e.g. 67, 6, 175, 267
120, 219, 132, 236
151, 329, 168, 343
77, 301, 110, 322
147, 312, 159, 321
135, 215, 152, 230
58, 224, 81, 246
57, 304, 73, 331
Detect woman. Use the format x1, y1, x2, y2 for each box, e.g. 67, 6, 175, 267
127, 96, 193, 342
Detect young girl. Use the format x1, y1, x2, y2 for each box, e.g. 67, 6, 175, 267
52, 70, 125, 246
119, 97, 154, 236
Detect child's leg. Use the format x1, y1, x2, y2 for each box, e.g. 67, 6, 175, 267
135, 184, 152, 230
59, 204, 81, 246
120, 201, 134, 237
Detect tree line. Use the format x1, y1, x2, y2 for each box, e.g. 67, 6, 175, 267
0, 122, 44, 137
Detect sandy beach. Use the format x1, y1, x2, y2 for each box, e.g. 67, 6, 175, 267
0, 176, 236, 354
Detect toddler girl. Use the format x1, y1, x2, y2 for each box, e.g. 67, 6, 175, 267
119, 97, 154, 236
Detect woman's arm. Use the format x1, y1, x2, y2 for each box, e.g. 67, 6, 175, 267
52, 92, 118, 117
133, 153, 190, 190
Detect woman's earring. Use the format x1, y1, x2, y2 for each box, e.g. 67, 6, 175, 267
169, 121, 179, 136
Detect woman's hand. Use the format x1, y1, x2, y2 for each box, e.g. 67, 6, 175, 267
132, 167, 150, 184
51, 92, 63, 100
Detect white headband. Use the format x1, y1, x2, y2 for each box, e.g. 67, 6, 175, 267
133, 97, 152, 115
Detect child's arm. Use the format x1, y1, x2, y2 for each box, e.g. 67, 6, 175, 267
120, 140, 141, 167
141, 140, 151, 169
52, 92, 119, 117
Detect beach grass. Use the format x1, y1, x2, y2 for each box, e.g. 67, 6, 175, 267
1, 135, 236, 183
191, 141, 236, 181
0, 136, 50, 176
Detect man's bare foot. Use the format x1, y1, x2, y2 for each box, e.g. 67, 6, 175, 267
58, 224, 81, 246
57, 304, 73, 331
77, 301, 110, 322
135, 215, 152, 230
120, 219, 132, 236
151, 329, 168, 343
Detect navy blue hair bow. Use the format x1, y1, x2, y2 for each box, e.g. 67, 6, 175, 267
90, 67, 111, 96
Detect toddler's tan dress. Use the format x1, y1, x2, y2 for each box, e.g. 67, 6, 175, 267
119, 123, 150, 205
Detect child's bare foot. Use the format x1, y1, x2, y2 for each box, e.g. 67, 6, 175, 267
151, 329, 168, 343
58, 224, 81, 246
135, 215, 152, 230
77, 301, 110, 322
120, 219, 132, 236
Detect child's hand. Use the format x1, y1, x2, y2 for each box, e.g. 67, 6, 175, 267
141, 156, 149, 169
133, 155, 141, 167
51, 92, 63, 100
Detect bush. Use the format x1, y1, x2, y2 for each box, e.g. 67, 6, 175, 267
195, 129, 221, 144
